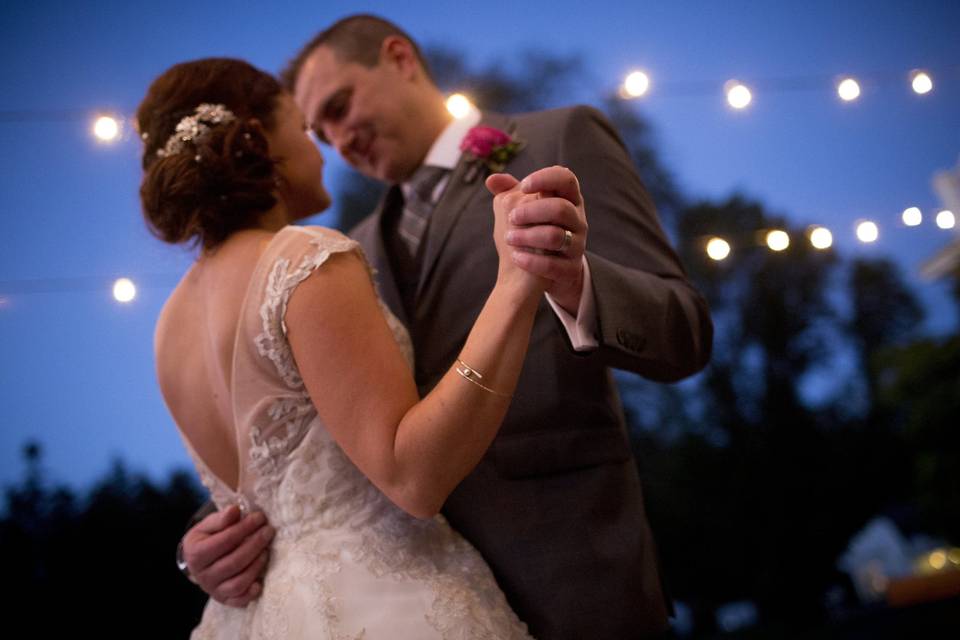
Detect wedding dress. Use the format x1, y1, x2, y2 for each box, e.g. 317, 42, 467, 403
182, 225, 532, 639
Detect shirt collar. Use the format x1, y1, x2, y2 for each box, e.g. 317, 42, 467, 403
420, 107, 481, 171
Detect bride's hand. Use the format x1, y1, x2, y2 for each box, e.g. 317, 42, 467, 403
486, 173, 549, 298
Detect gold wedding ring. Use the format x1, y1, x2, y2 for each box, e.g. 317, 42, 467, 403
559, 229, 573, 252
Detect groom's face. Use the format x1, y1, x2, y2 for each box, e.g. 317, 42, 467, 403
294, 44, 428, 185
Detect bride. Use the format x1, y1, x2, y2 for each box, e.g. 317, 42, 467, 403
139, 57, 541, 638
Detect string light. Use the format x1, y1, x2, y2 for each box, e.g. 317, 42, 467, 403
706, 237, 731, 261
856, 220, 879, 243
911, 70, 933, 95
902, 207, 923, 227
837, 77, 861, 102
0, 64, 952, 297
621, 70, 651, 98
936, 210, 956, 230
0, 64, 946, 135
725, 81, 752, 109
765, 230, 790, 251
808, 226, 833, 249
112, 278, 136, 303
92, 115, 121, 142
445, 93, 474, 119
2, 202, 945, 296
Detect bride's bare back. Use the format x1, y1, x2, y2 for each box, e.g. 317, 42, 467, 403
154, 230, 276, 490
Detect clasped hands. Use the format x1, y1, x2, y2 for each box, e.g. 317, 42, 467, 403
486, 165, 589, 315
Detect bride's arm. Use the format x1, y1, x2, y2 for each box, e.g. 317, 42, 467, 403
286, 176, 544, 518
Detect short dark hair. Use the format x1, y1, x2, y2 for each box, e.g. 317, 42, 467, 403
280, 14, 432, 90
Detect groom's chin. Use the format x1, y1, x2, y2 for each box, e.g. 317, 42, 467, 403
364, 155, 414, 186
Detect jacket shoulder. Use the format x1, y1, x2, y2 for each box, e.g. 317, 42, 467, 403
513, 104, 611, 130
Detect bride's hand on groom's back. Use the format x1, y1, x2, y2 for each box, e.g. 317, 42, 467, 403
181, 505, 276, 608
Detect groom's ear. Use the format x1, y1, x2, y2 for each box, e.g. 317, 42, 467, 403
379, 36, 420, 80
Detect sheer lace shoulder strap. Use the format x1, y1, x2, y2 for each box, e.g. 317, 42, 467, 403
253, 225, 366, 389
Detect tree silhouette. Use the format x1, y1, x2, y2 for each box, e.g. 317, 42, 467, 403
875, 336, 960, 542
847, 258, 925, 409
1, 442, 207, 635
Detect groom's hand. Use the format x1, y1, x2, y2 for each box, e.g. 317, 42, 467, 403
506, 165, 588, 315
181, 505, 275, 607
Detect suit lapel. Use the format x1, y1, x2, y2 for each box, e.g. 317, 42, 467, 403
416, 112, 517, 299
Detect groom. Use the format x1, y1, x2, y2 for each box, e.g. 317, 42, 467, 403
180, 14, 712, 639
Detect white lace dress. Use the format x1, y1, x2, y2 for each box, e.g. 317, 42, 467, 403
182, 225, 532, 640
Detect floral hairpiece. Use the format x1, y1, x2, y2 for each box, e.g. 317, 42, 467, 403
156, 103, 236, 159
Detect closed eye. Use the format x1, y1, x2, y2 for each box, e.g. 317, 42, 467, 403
311, 88, 351, 145
325, 91, 349, 121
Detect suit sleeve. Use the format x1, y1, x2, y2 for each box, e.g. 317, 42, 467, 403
559, 105, 713, 381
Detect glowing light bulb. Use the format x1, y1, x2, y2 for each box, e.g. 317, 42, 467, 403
837, 77, 861, 102
936, 210, 955, 230
725, 81, 752, 109
93, 115, 120, 142
808, 226, 833, 249
948, 548, 960, 565
902, 207, 922, 227
765, 229, 790, 251
911, 71, 933, 95
445, 93, 473, 119
113, 278, 136, 303
856, 220, 879, 243
706, 237, 731, 261
622, 70, 651, 98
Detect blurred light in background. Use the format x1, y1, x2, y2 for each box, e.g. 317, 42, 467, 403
910, 70, 933, 95
706, 237, 731, 261
936, 209, 956, 229
725, 81, 752, 109
808, 226, 833, 249
445, 93, 473, 119
622, 70, 651, 98
837, 77, 861, 102
856, 220, 879, 243
902, 206, 923, 227
112, 278, 136, 303
765, 229, 790, 251
914, 547, 960, 576
92, 115, 120, 142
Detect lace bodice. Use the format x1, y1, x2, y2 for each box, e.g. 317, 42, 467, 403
181, 225, 531, 639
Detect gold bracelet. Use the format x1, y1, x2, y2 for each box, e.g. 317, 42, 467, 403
455, 359, 513, 398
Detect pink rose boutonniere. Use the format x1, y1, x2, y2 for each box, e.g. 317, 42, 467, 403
459, 125, 525, 183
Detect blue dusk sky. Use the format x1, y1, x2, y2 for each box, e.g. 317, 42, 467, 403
1, 1, 958, 490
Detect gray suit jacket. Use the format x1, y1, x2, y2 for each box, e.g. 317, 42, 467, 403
350, 106, 713, 639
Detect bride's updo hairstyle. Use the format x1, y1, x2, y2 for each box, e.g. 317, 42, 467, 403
138, 58, 283, 251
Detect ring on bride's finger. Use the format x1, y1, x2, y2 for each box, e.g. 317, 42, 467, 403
559, 229, 573, 252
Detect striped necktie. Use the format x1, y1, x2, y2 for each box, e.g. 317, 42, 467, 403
397, 165, 448, 263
